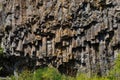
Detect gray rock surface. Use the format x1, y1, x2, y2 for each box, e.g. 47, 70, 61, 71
0, 0, 120, 76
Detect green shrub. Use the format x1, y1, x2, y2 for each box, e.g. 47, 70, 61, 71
10, 53, 120, 80
107, 53, 120, 80
33, 67, 62, 80
10, 67, 75, 80
11, 70, 33, 80
33, 67, 75, 80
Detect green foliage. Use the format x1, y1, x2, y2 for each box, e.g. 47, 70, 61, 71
76, 73, 109, 80
0, 47, 3, 55
76, 73, 89, 80
32, 67, 75, 80
10, 70, 33, 80
107, 54, 120, 80
33, 67, 62, 80
10, 67, 108, 80
10, 67, 75, 80
10, 53, 120, 80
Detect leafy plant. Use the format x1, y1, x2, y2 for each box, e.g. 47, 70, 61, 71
11, 70, 33, 80
33, 67, 72, 80
9, 53, 120, 80
0, 47, 3, 55
107, 53, 120, 80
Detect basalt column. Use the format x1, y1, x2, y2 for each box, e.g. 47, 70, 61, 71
0, 0, 120, 76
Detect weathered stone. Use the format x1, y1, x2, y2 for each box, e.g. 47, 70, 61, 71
0, 0, 120, 77
16, 40, 23, 52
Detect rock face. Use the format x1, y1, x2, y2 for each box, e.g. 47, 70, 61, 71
0, 0, 120, 76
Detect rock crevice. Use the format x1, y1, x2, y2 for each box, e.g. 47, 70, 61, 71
0, 0, 120, 76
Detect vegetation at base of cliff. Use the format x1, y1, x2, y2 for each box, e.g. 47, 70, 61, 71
0, 45, 120, 80
9, 53, 120, 80
107, 53, 120, 80
8, 67, 115, 80
10, 67, 74, 80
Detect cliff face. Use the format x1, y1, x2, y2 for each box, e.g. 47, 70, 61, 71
0, 0, 120, 76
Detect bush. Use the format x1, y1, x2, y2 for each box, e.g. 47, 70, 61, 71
10, 67, 74, 80
33, 67, 62, 80
10, 70, 33, 80
10, 53, 120, 80
107, 53, 120, 80
33, 67, 75, 80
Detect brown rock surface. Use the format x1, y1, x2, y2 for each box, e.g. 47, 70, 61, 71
0, 0, 120, 76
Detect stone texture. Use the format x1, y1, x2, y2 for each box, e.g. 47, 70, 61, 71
0, 0, 120, 76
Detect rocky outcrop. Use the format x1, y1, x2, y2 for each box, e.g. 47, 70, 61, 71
0, 0, 120, 76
